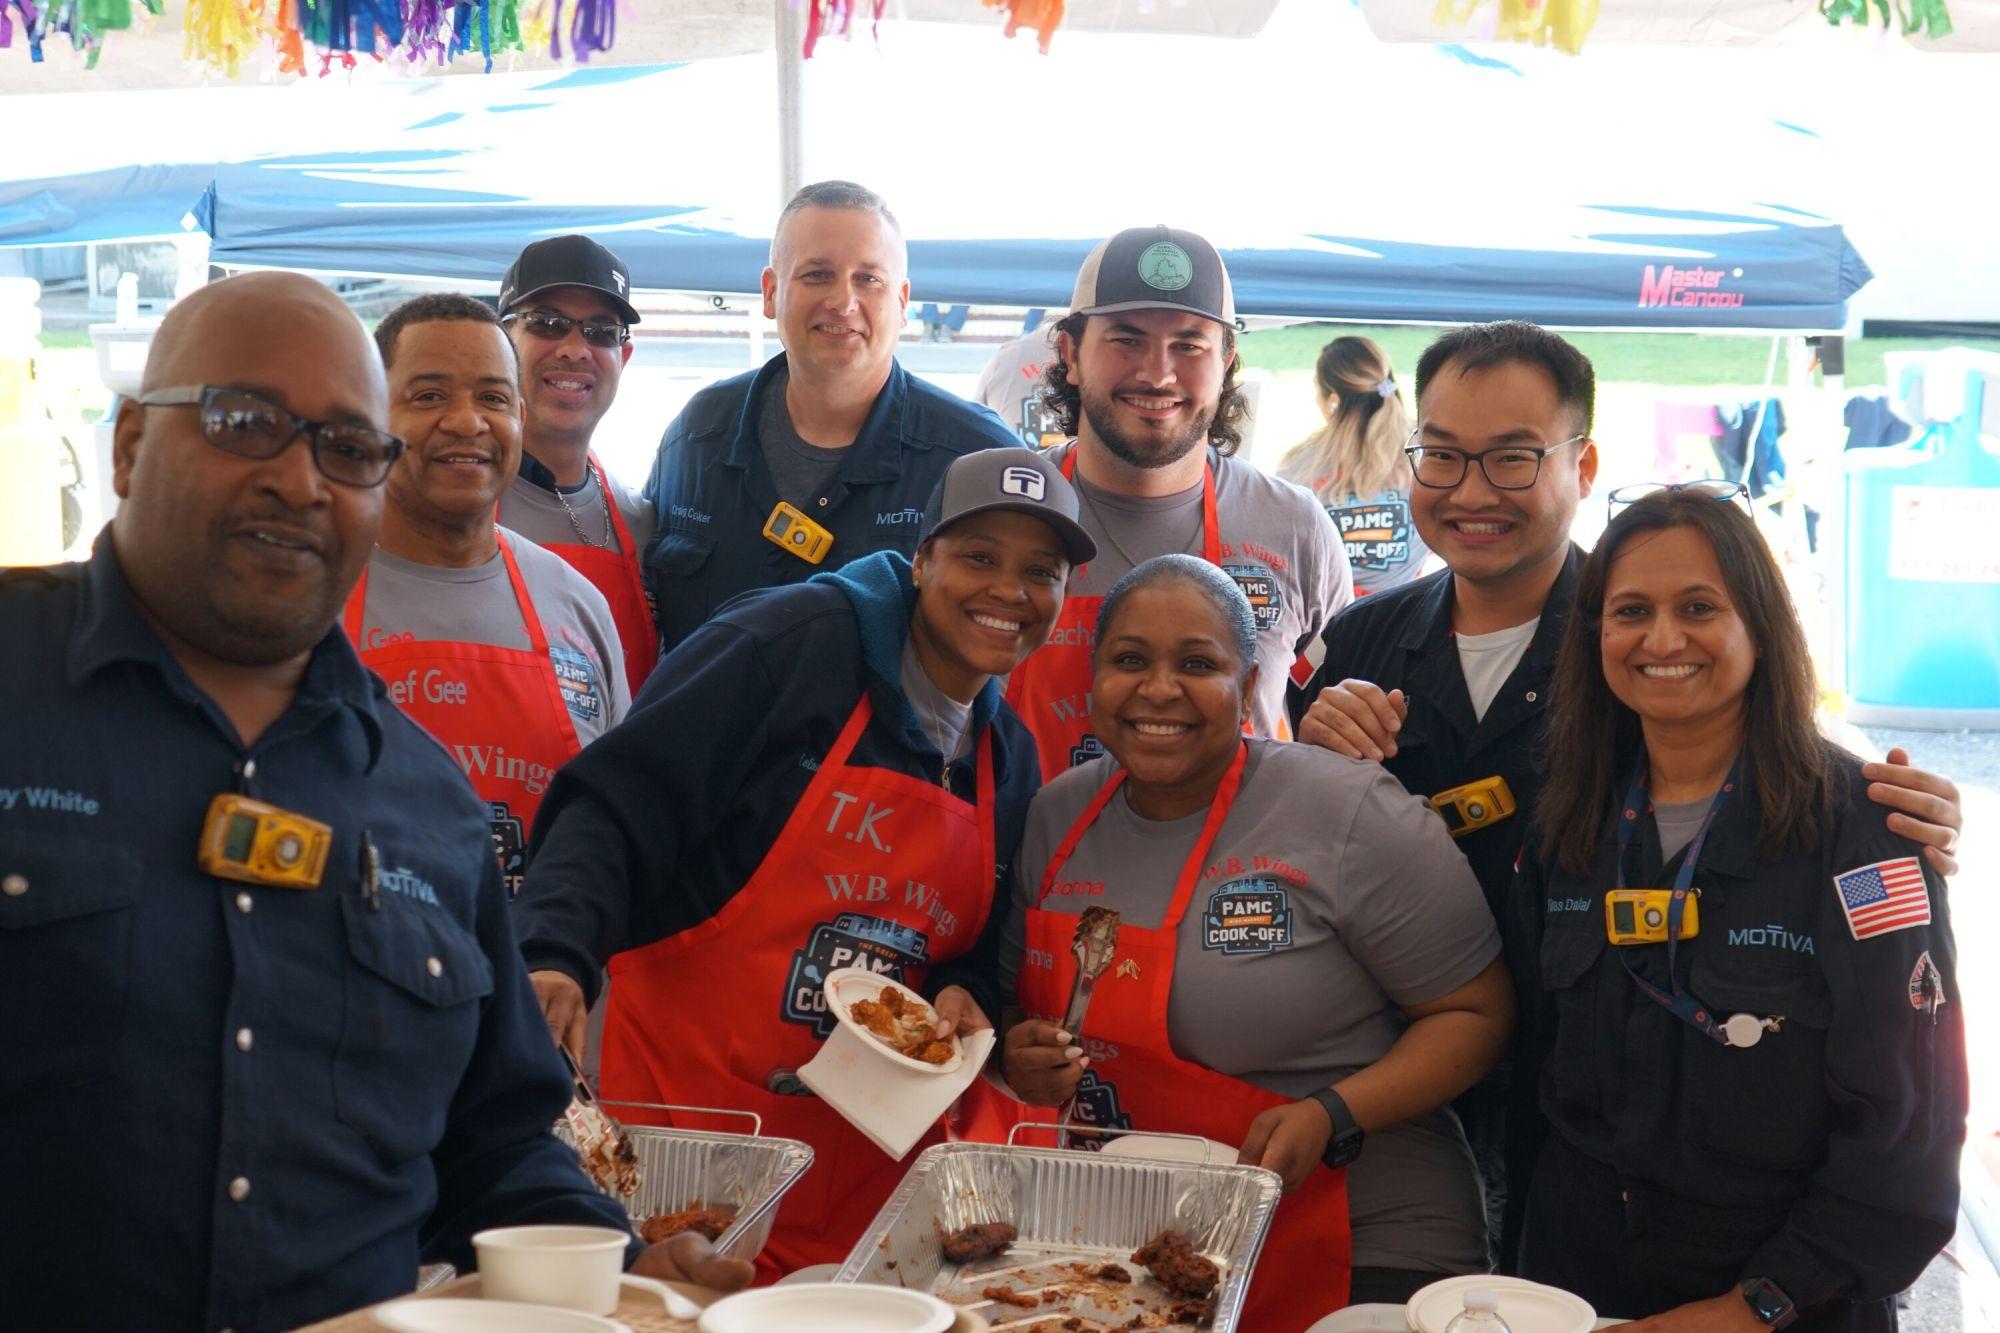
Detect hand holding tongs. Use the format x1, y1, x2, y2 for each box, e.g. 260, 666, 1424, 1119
559, 1042, 641, 1197
1057, 906, 1121, 1147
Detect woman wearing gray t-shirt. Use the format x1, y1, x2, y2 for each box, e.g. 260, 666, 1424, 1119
995, 554, 1512, 1327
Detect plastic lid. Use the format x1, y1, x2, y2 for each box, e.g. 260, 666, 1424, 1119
1463, 1289, 1500, 1313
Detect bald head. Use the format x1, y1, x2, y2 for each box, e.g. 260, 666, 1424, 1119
112, 271, 391, 668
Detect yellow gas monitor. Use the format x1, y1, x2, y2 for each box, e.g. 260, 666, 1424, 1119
1605, 888, 1700, 946
1430, 775, 1516, 838
763, 501, 834, 565
197, 794, 332, 891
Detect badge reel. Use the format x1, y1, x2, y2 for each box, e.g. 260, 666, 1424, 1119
763, 501, 834, 565
1430, 775, 1515, 839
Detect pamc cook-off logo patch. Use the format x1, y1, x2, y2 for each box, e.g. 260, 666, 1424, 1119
1203, 878, 1294, 955
1138, 242, 1193, 292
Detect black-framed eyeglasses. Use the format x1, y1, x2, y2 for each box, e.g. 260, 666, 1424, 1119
135, 385, 405, 489
501, 310, 631, 349
1403, 429, 1586, 491
1607, 478, 1754, 517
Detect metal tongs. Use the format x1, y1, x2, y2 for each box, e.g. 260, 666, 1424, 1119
559, 1043, 641, 1198
1057, 907, 1122, 1147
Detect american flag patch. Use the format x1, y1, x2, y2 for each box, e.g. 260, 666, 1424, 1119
1834, 857, 1931, 940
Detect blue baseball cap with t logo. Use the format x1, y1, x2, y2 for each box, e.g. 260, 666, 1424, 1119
920, 447, 1097, 565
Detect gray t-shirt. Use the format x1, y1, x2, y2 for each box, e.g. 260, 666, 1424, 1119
499, 457, 657, 558
1455, 618, 1539, 722
1000, 738, 1498, 1273
1062, 446, 1353, 741
900, 638, 973, 767
759, 370, 852, 509
1652, 795, 1715, 863
352, 535, 631, 746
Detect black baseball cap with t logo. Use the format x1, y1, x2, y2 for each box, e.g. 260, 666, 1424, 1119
919, 447, 1097, 566
1069, 225, 1235, 328
499, 234, 641, 325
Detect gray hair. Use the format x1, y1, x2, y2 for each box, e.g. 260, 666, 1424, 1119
770, 180, 904, 265
1096, 554, 1257, 680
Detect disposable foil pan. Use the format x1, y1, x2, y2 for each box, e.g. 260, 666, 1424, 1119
835, 1140, 1281, 1331
554, 1100, 814, 1265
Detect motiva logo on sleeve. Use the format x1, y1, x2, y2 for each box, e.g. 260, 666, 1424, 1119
1638, 264, 1745, 310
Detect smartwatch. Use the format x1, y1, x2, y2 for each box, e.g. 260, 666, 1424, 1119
1308, 1088, 1365, 1168
1739, 1277, 1797, 1328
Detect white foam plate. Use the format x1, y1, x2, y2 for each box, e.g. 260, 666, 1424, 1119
1406, 1275, 1595, 1333
1305, 1304, 1409, 1331
1097, 1132, 1242, 1165
823, 967, 965, 1075
371, 1298, 630, 1332
698, 1282, 954, 1333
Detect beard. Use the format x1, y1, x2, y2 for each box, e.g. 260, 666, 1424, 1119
1079, 383, 1215, 471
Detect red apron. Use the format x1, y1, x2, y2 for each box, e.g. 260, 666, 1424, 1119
342, 530, 584, 895
538, 453, 660, 699
1005, 446, 1224, 780
1016, 743, 1353, 1330
598, 693, 998, 1278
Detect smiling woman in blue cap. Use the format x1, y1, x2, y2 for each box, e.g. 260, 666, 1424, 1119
512, 446, 1094, 1277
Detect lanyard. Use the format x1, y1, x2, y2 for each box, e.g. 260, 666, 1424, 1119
1612, 755, 1741, 1046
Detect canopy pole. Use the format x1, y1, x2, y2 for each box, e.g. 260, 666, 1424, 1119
776, 0, 805, 207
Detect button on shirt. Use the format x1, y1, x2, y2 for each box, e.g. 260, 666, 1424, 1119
0, 537, 631, 1333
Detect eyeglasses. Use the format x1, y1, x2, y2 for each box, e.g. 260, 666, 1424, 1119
1404, 430, 1585, 491
1607, 479, 1753, 516
502, 310, 631, 349
136, 385, 405, 488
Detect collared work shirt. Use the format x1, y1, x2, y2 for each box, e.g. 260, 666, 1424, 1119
0, 536, 630, 1333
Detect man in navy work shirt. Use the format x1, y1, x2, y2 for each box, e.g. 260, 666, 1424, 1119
640, 178, 1015, 654
0, 272, 750, 1332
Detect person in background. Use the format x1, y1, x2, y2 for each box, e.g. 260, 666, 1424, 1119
0, 272, 747, 1332
1276, 334, 1430, 596
497, 235, 661, 698
974, 315, 1065, 449
1007, 224, 1352, 779
640, 180, 1015, 656
346, 293, 628, 897
518, 448, 1095, 1276
1000, 555, 1510, 1327
1513, 484, 1965, 1331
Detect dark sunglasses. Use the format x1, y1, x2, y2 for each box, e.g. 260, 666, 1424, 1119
1607, 478, 1753, 517
136, 385, 404, 488
502, 310, 631, 349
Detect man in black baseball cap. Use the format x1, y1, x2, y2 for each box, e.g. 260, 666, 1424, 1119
496, 234, 661, 697
1001, 224, 1352, 781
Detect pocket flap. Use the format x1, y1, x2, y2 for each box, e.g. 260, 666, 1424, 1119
651, 531, 716, 576
1690, 953, 1831, 1028
0, 832, 141, 930
341, 893, 494, 1008
1538, 918, 1607, 989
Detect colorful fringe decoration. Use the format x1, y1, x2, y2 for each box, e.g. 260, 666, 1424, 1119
1819, 0, 1953, 40
982, 0, 1064, 54
802, 0, 885, 58
1431, 0, 1601, 55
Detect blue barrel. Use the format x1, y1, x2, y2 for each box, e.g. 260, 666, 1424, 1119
1844, 351, 2000, 727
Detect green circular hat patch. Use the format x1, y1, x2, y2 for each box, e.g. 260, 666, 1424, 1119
1138, 242, 1193, 292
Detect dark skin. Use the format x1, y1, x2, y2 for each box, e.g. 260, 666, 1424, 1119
112, 273, 750, 1296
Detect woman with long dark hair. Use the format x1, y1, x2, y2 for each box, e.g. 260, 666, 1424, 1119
1515, 485, 1965, 1331
1276, 335, 1429, 595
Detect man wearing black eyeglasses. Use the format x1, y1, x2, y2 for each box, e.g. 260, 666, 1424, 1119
0, 271, 751, 1331
496, 234, 661, 698
1290, 320, 1965, 1278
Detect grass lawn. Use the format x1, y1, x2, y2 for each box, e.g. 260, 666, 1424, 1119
35, 329, 96, 351
1238, 322, 2000, 387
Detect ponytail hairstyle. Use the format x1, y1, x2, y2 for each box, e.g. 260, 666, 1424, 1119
1277, 336, 1412, 502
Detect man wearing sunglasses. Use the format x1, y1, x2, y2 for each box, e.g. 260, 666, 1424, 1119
639, 179, 1018, 657
1290, 320, 1965, 1276
0, 271, 752, 1330
496, 235, 661, 698
348, 292, 630, 898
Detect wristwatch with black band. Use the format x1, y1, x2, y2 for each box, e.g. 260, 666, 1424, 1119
1308, 1088, 1365, 1168
1739, 1277, 1797, 1328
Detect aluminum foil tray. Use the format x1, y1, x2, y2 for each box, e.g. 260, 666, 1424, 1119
554, 1106, 813, 1265
835, 1142, 1281, 1331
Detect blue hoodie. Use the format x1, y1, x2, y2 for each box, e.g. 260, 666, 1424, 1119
516, 551, 1041, 1025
